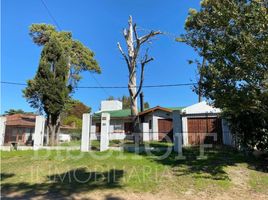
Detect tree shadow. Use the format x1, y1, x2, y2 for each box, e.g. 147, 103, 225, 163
105, 194, 125, 200
0, 173, 15, 181
1, 168, 124, 200
138, 145, 267, 181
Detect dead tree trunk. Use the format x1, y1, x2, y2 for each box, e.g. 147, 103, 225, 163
117, 16, 161, 144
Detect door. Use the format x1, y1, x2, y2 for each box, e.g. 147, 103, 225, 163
158, 119, 173, 141
124, 122, 133, 134
187, 117, 222, 145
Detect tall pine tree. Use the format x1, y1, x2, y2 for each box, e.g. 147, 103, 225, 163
24, 24, 100, 145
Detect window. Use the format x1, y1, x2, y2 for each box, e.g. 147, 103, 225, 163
149, 120, 152, 129
113, 121, 123, 133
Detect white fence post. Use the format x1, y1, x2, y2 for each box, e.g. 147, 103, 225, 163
100, 113, 110, 152
141, 123, 150, 142
81, 113, 92, 152
172, 110, 183, 153
33, 116, 46, 150
182, 116, 188, 146
0, 117, 7, 146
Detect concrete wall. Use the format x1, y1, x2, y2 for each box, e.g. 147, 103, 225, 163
0, 117, 6, 146
100, 100, 122, 111
181, 116, 188, 146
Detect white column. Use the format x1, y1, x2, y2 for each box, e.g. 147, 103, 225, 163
100, 113, 110, 152
0, 117, 7, 146
81, 113, 92, 152
152, 115, 158, 141
33, 116, 46, 150
182, 116, 188, 146
141, 123, 149, 142
172, 110, 183, 153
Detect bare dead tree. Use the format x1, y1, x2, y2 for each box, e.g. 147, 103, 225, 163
117, 16, 161, 143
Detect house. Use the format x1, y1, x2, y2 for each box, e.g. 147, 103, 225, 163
180, 101, 223, 146
4, 114, 36, 145
91, 100, 184, 141
91, 100, 232, 146
2, 114, 76, 145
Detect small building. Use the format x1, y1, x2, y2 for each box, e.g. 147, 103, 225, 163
180, 101, 223, 145
91, 100, 184, 141
4, 114, 36, 145
2, 114, 76, 145
91, 100, 232, 145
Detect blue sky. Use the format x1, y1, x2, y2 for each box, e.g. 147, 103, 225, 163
1, 0, 201, 114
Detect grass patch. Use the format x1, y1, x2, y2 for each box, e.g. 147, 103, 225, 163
249, 170, 268, 193
1, 146, 267, 198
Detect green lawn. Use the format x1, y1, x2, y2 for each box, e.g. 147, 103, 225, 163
1, 146, 267, 199
60, 140, 173, 149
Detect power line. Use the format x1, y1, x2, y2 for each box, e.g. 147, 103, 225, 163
40, 0, 111, 96
1, 81, 197, 89
89, 73, 111, 96
40, 0, 62, 30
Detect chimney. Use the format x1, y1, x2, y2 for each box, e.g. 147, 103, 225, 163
140, 92, 144, 112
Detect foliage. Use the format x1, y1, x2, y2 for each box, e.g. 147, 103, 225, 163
60, 99, 90, 140
62, 114, 82, 140
62, 99, 91, 119
24, 37, 70, 119
4, 109, 34, 115
180, 0, 268, 151
24, 24, 100, 145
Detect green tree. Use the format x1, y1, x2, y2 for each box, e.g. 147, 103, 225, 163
24, 24, 100, 145
60, 99, 90, 137
4, 109, 34, 115
179, 0, 268, 151
63, 99, 91, 119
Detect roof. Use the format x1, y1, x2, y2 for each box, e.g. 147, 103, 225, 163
139, 106, 185, 116
93, 106, 186, 118
5, 114, 37, 127
93, 109, 132, 118
182, 101, 221, 114
5, 114, 77, 130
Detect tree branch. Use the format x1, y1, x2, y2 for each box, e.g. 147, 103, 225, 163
134, 52, 154, 99
117, 42, 131, 72
139, 31, 162, 45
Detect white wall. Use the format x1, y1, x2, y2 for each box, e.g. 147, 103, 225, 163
182, 116, 188, 146
100, 100, 122, 111
0, 117, 6, 146
182, 101, 221, 115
